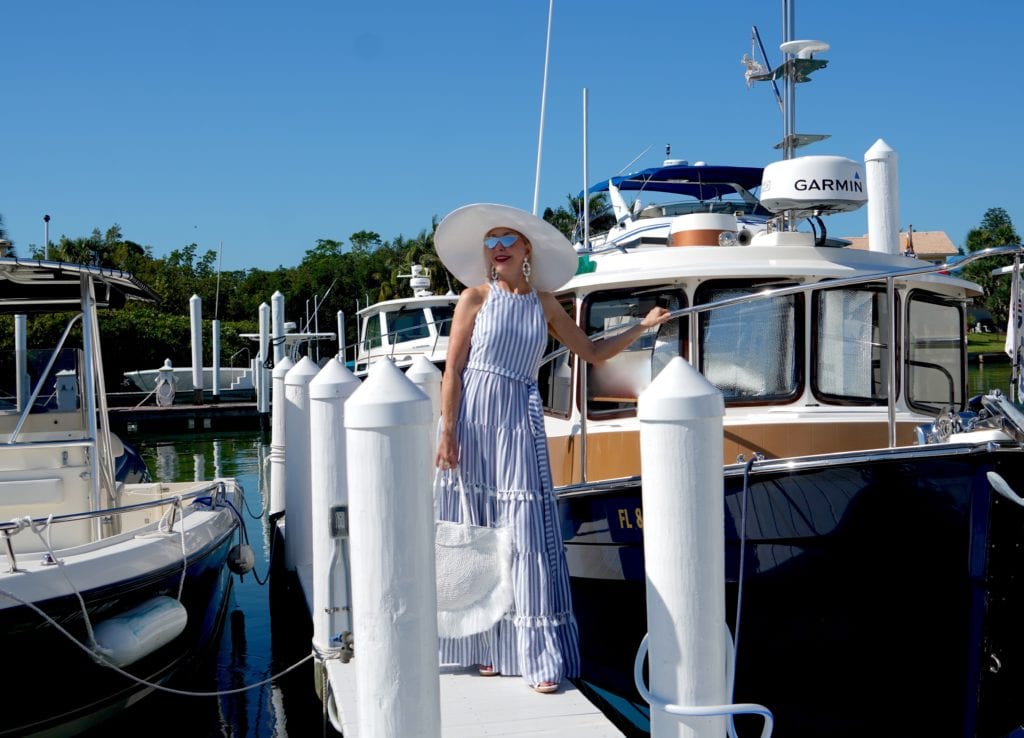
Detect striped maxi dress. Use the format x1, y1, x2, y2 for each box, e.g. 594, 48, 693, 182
436, 283, 580, 686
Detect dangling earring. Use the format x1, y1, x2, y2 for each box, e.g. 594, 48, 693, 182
522, 258, 532, 283
490, 266, 498, 281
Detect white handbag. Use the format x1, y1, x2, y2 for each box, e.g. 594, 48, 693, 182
434, 470, 514, 638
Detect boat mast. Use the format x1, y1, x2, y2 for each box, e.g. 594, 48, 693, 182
532, 0, 554, 216
782, 0, 796, 161
746, 0, 830, 231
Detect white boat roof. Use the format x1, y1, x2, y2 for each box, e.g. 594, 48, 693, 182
239, 331, 336, 342
356, 292, 459, 317
561, 243, 982, 296
0, 258, 157, 313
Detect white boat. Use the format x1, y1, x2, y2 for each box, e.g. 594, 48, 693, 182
538, 12, 1024, 736
123, 364, 255, 396
350, 263, 458, 377
0, 258, 245, 736
123, 321, 336, 401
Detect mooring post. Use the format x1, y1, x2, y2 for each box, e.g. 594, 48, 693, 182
405, 356, 442, 454
271, 291, 286, 365
283, 356, 320, 574
310, 358, 361, 663
257, 302, 271, 416
269, 356, 294, 519
345, 359, 440, 738
189, 294, 204, 405
637, 356, 726, 738
211, 318, 221, 403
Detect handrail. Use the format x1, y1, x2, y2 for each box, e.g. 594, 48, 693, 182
554, 439, 1010, 500
542, 244, 1024, 368
229, 347, 251, 369
541, 243, 1023, 479
350, 316, 453, 369
0, 479, 228, 534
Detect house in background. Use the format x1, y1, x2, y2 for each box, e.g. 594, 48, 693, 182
844, 230, 959, 263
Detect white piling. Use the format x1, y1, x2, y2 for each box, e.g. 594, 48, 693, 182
283, 356, 320, 572
212, 319, 221, 398
637, 357, 726, 738
272, 291, 286, 364
865, 139, 900, 255
405, 356, 442, 451
345, 360, 439, 738
258, 302, 271, 415
337, 310, 346, 364
189, 294, 204, 404
310, 359, 361, 660
269, 355, 295, 518
14, 315, 28, 411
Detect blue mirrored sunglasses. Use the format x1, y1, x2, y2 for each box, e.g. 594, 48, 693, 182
483, 234, 521, 249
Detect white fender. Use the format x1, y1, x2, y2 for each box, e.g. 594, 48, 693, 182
93, 595, 188, 667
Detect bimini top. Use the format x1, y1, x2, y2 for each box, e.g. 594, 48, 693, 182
585, 163, 765, 201
0, 258, 157, 314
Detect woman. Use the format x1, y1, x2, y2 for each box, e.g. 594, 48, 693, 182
433, 203, 670, 694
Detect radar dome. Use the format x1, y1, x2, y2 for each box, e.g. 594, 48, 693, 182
760, 156, 866, 214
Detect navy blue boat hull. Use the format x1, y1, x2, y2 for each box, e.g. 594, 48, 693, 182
0, 530, 237, 737
560, 448, 1024, 738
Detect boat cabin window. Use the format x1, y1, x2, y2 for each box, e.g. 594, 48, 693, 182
385, 308, 430, 344
905, 292, 965, 413
696, 281, 802, 404
812, 287, 897, 405
430, 305, 455, 337
583, 287, 685, 417
539, 298, 576, 418
363, 314, 383, 350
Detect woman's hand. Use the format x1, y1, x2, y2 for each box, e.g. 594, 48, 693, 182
640, 305, 673, 329
435, 430, 459, 470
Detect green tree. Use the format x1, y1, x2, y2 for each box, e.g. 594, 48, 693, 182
961, 208, 1021, 326
543, 193, 612, 242
0, 213, 11, 256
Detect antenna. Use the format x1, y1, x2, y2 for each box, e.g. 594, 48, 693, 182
615, 143, 654, 176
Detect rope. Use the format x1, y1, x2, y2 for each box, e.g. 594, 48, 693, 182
238, 455, 271, 520
0, 586, 313, 697
24, 515, 104, 653
210, 492, 272, 587
155, 498, 188, 601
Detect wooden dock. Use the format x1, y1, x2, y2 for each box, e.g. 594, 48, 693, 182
108, 401, 265, 435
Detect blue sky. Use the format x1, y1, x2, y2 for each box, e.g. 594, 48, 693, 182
3, 1, 1022, 272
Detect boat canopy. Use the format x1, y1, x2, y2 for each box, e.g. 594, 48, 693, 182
584, 163, 764, 200
0, 258, 157, 314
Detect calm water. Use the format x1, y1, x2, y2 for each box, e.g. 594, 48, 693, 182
88, 362, 1014, 736
969, 359, 1015, 398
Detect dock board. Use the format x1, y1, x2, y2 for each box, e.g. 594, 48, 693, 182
325, 659, 625, 737
108, 401, 264, 435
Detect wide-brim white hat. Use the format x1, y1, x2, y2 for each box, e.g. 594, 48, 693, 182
434, 203, 578, 292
